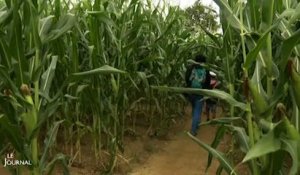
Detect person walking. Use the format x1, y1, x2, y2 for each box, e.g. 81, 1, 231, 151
205, 71, 218, 121
185, 54, 208, 136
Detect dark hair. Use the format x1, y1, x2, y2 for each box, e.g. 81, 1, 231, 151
195, 54, 207, 63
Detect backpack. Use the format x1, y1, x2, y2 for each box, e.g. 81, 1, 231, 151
185, 65, 207, 88
190, 67, 206, 88
184, 65, 207, 101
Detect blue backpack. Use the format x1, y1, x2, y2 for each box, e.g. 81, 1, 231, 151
185, 65, 206, 88
190, 68, 206, 88
184, 65, 207, 101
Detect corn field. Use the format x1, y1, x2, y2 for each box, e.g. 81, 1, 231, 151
156, 0, 300, 174
0, 0, 300, 175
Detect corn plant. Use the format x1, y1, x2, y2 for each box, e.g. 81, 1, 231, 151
1, 0, 199, 174
0, 0, 127, 174
154, 0, 300, 174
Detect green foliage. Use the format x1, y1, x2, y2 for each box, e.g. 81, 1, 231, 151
153, 0, 300, 174
0, 0, 201, 174
2, 0, 299, 174
184, 0, 220, 33
206, 0, 300, 173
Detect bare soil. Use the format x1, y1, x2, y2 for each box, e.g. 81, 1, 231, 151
0, 166, 10, 175
128, 107, 228, 175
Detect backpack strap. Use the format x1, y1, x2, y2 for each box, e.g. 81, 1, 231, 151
185, 65, 194, 87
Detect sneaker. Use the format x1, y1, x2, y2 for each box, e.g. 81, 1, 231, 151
190, 131, 197, 136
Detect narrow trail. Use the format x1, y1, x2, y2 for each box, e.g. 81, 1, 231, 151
129, 108, 227, 175
0, 108, 228, 175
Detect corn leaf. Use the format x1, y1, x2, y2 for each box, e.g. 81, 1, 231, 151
261, 0, 274, 26
40, 56, 58, 97
202, 117, 243, 125
213, 0, 249, 32
43, 13, 76, 43
244, 23, 278, 69
71, 65, 126, 78
39, 15, 55, 42
279, 29, 300, 70
43, 153, 69, 175
151, 86, 247, 110
10, 10, 27, 86
225, 125, 250, 153
281, 139, 299, 175
0, 8, 13, 25
206, 125, 226, 172
203, 119, 249, 153
87, 11, 115, 26
187, 132, 237, 175
40, 120, 64, 172
289, 3, 300, 24
0, 116, 24, 153
199, 24, 221, 47
243, 131, 281, 162
248, 0, 260, 29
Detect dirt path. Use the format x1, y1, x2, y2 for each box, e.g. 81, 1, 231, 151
0, 108, 228, 175
129, 109, 226, 175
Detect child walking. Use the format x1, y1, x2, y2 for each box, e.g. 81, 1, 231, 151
205, 71, 218, 121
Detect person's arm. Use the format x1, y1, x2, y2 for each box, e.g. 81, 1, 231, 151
185, 65, 194, 87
